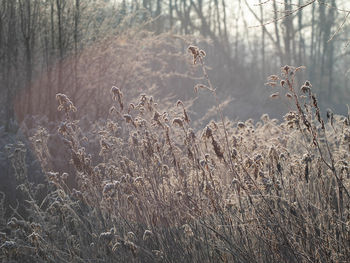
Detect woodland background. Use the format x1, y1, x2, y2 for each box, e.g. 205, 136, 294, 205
1, 0, 350, 131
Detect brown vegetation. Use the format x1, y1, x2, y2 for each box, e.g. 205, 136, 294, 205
1, 48, 350, 262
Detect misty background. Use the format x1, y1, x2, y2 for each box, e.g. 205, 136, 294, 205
1, 0, 350, 134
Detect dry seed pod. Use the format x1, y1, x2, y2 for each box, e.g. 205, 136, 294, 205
56, 93, 77, 112
237, 122, 246, 129
176, 100, 183, 106
304, 80, 312, 87
204, 126, 212, 138
282, 65, 290, 74
143, 230, 153, 241
123, 114, 133, 123
110, 86, 121, 97
300, 85, 310, 94
127, 232, 136, 241
112, 242, 121, 252
211, 138, 224, 159
99, 230, 114, 242
285, 93, 293, 99
270, 92, 279, 98
153, 111, 161, 122
172, 118, 183, 127
188, 45, 200, 64
188, 45, 199, 56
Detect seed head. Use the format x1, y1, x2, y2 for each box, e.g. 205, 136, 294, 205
211, 137, 224, 159
204, 126, 212, 138
300, 85, 310, 94
304, 80, 311, 87
176, 100, 183, 106
237, 122, 246, 129
172, 118, 183, 127
283, 65, 290, 73
270, 92, 279, 98
127, 232, 136, 241
143, 230, 153, 241
56, 93, 77, 113
111, 86, 123, 110
188, 45, 205, 64
285, 92, 293, 99
153, 111, 161, 122
123, 114, 135, 126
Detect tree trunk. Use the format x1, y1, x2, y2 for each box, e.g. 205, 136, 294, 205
56, 0, 64, 94
4, 0, 17, 131
273, 0, 283, 65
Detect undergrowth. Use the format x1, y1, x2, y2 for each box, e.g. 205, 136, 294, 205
1, 47, 350, 263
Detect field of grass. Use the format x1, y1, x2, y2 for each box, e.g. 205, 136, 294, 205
1, 47, 350, 263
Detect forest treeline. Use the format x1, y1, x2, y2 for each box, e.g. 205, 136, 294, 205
0, 0, 349, 131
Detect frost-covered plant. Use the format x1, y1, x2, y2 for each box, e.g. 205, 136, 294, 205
1, 49, 350, 263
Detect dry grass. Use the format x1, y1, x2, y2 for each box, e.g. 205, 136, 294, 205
1, 47, 350, 263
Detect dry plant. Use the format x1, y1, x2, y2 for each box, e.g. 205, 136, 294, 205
1, 47, 350, 263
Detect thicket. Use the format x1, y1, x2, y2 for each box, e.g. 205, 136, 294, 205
1, 46, 350, 263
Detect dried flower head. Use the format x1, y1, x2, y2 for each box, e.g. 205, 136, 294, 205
188, 45, 206, 64
204, 126, 212, 139
304, 80, 312, 87
237, 122, 246, 129
270, 92, 280, 98
172, 118, 183, 127
188, 45, 199, 64
283, 65, 290, 73
56, 93, 77, 113
123, 114, 136, 127
111, 86, 124, 110
300, 85, 311, 94
153, 111, 161, 122
285, 92, 293, 99
143, 230, 153, 241
211, 137, 224, 159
